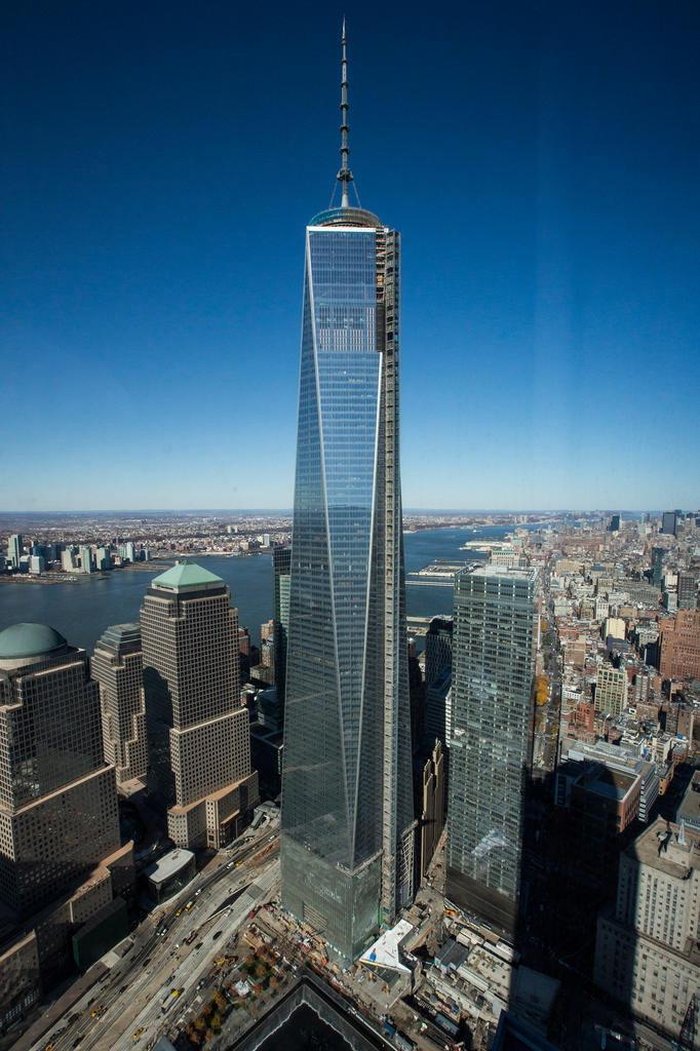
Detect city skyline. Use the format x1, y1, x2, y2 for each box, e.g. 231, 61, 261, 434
3, 3, 699, 512
1, 7, 699, 1047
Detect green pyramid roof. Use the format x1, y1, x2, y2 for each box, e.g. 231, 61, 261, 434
151, 561, 224, 591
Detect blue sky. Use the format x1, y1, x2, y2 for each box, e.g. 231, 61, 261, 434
2, 1, 699, 511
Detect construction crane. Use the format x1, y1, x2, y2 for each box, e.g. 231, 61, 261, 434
677, 993, 698, 1051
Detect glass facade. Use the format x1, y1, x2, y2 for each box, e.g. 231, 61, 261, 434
273, 547, 291, 705
281, 211, 414, 960
0, 644, 120, 917
424, 617, 454, 749
447, 566, 538, 931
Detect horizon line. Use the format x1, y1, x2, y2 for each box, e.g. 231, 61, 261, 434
0, 507, 689, 517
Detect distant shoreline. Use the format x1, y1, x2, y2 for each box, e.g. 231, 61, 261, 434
0, 561, 175, 586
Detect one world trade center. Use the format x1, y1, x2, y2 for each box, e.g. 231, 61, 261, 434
280, 24, 415, 960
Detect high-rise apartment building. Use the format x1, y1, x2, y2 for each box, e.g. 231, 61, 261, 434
141, 562, 258, 850
92, 623, 148, 786
6, 534, 22, 570
95, 546, 112, 571
61, 547, 77, 572
423, 617, 453, 750
595, 819, 700, 1039
79, 544, 93, 574
447, 566, 538, 931
0, 623, 121, 916
281, 26, 415, 960
594, 663, 629, 716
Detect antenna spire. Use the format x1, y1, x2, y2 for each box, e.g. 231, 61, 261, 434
337, 18, 353, 208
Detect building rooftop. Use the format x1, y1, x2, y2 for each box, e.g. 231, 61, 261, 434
467, 565, 538, 582
492, 1010, 561, 1050
435, 938, 469, 971
151, 561, 224, 592
359, 919, 413, 973
0, 622, 67, 661
144, 848, 195, 885
630, 817, 700, 879
309, 206, 381, 228
94, 622, 141, 653
586, 767, 637, 801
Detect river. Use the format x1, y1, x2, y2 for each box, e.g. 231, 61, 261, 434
0, 526, 518, 652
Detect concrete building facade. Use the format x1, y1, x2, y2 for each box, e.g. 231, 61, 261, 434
594, 664, 629, 716
595, 819, 700, 1039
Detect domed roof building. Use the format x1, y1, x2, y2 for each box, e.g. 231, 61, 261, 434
0, 620, 121, 918
0, 622, 67, 669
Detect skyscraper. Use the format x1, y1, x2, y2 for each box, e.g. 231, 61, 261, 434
281, 25, 415, 960
677, 571, 698, 611
650, 545, 664, 589
661, 510, 678, 536
79, 544, 93, 573
272, 545, 291, 707
447, 566, 538, 931
141, 562, 259, 850
92, 622, 148, 785
423, 617, 453, 750
6, 534, 22, 570
0, 623, 121, 916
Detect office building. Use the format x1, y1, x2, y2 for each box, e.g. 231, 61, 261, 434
447, 566, 538, 931
141, 562, 258, 850
659, 610, 700, 682
650, 546, 664, 589
0, 622, 121, 917
423, 617, 453, 749
273, 546, 291, 706
661, 511, 678, 537
92, 623, 148, 786
281, 26, 415, 960
594, 664, 629, 716
608, 514, 620, 532
595, 819, 700, 1039
29, 554, 45, 575
6, 534, 22, 570
555, 741, 658, 889
419, 740, 446, 881
677, 572, 698, 611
